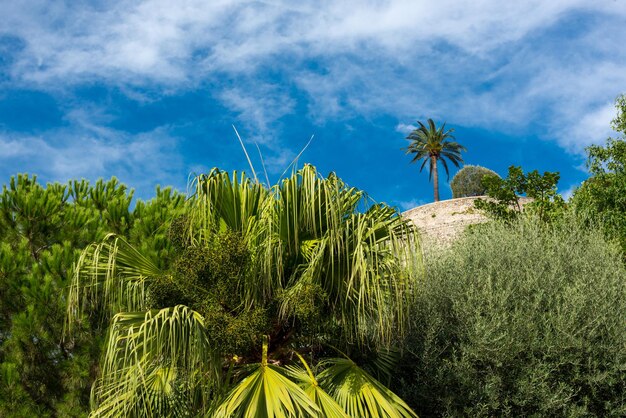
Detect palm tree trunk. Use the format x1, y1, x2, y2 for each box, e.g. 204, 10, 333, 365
432, 155, 439, 202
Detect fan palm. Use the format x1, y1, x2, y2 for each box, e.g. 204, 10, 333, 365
405, 119, 466, 202
66, 165, 422, 417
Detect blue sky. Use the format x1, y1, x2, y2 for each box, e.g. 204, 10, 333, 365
1, 1, 626, 210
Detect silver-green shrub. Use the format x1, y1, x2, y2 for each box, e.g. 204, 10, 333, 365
397, 216, 626, 417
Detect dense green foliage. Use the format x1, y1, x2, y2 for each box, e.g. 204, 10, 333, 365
0, 174, 184, 416
149, 230, 270, 357
475, 165, 565, 222
571, 95, 626, 253
4, 100, 626, 416
396, 217, 626, 417
66, 165, 422, 417
405, 119, 466, 202
450, 165, 498, 198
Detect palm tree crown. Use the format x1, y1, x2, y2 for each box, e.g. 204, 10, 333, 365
65, 165, 421, 417
405, 119, 466, 201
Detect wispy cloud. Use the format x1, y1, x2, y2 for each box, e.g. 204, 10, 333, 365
560, 182, 583, 201
395, 198, 429, 212
219, 85, 295, 142
396, 123, 416, 135
1, 0, 626, 187
0, 120, 184, 196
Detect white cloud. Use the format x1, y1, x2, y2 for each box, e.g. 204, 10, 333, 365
6, 1, 622, 81
560, 183, 580, 201
559, 101, 619, 152
219, 85, 295, 141
395, 198, 428, 211
264, 149, 297, 177
395, 123, 417, 135
0, 123, 184, 197
2, 0, 626, 156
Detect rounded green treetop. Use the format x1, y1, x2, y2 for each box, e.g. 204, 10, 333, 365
450, 165, 499, 198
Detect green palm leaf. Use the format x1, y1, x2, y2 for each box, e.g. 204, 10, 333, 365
404, 118, 467, 201
189, 168, 279, 308
66, 233, 162, 330
213, 337, 320, 418
190, 165, 421, 348
285, 354, 349, 418
66, 165, 423, 417
319, 358, 418, 418
91, 306, 219, 418
274, 166, 421, 347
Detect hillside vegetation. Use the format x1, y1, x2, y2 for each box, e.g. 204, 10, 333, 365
395, 217, 626, 417
0, 95, 625, 417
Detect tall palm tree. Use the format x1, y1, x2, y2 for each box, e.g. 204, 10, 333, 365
65, 165, 422, 417
405, 119, 466, 202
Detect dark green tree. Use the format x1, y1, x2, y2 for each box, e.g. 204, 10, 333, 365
0, 174, 185, 417
571, 94, 626, 253
450, 165, 499, 198
475, 166, 565, 223
404, 119, 466, 202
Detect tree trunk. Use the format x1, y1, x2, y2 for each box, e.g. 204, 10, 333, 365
432, 155, 440, 202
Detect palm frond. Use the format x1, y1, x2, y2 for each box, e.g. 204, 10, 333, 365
189, 169, 279, 307
427, 118, 437, 133
189, 169, 271, 242
185, 165, 421, 347
277, 167, 421, 347
440, 157, 450, 180
419, 157, 429, 173
319, 358, 418, 418
367, 348, 401, 386
404, 118, 464, 189
90, 306, 219, 418
285, 354, 348, 418
66, 233, 162, 331
213, 337, 320, 418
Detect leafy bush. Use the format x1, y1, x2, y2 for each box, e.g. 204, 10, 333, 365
571, 95, 626, 253
475, 165, 565, 223
396, 217, 626, 417
450, 165, 498, 198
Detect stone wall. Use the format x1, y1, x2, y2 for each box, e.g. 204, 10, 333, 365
402, 196, 533, 247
